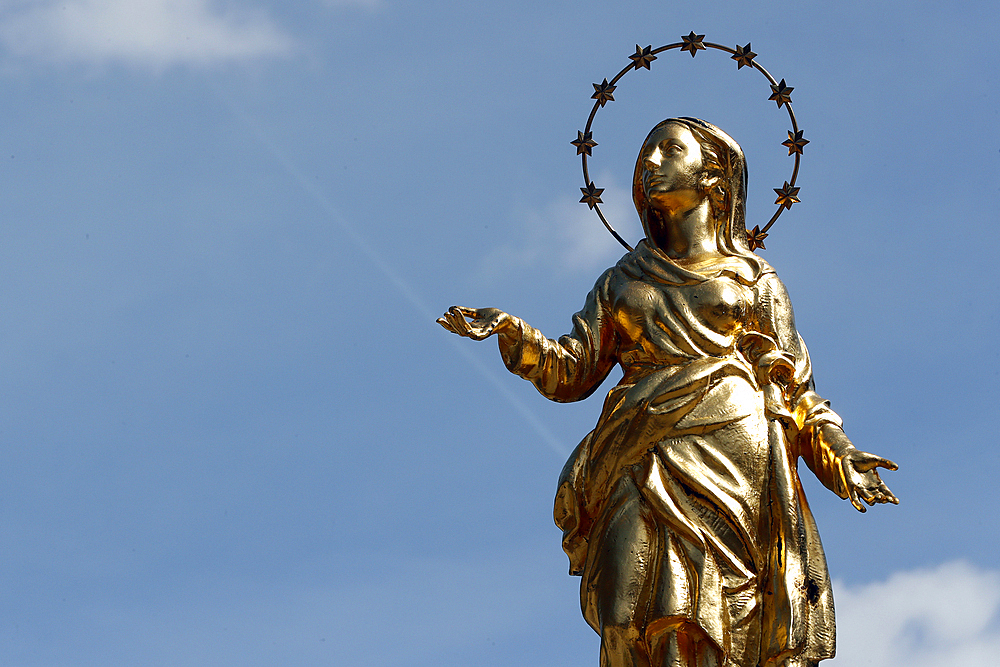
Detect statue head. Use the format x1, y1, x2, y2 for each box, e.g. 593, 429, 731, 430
632, 118, 752, 256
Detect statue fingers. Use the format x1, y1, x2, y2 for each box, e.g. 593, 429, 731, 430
858, 474, 899, 507
840, 459, 865, 512
874, 492, 898, 505
846, 481, 866, 513
443, 308, 475, 338
437, 311, 460, 334
874, 480, 900, 505
436, 315, 457, 334
856, 482, 878, 506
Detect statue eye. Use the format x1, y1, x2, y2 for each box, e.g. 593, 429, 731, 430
662, 144, 683, 156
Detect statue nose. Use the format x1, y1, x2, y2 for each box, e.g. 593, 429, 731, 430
644, 148, 663, 172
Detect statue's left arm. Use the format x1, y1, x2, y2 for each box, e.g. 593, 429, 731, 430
755, 272, 899, 512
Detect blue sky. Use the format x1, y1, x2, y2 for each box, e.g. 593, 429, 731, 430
0, 1, 997, 665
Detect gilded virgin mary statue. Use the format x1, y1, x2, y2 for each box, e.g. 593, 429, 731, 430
439, 116, 897, 667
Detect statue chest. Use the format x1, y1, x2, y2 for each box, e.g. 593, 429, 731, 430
611, 277, 753, 356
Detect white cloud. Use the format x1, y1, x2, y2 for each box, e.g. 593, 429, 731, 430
0, 0, 294, 67
477, 175, 640, 282
831, 561, 1000, 667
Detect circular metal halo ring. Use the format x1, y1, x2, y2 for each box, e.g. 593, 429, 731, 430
576, 35, 804, 252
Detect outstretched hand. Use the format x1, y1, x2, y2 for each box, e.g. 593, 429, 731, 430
841, 449, 899, 512
817, 424, 899, 512
437, 306, 513, 341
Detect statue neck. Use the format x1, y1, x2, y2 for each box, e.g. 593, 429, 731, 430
645, 201, 721, 261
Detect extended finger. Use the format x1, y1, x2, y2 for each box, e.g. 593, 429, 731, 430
436, 316, 458, 334
877, 457, 899, 471
854, 452, 898, 472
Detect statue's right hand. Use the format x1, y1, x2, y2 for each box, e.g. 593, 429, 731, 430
437, 306, 513, 341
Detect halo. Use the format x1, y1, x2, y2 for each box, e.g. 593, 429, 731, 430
573, 33, 806, 252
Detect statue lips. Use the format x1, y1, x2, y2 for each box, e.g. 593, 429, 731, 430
645, 175, 695, 193
644, 173, 696, 199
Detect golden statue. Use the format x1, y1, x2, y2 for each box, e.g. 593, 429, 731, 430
439, 40, 897, 667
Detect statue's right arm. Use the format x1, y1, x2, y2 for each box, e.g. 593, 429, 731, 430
438, 270, 619, 403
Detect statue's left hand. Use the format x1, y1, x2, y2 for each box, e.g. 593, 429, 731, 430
437, 306, 513, 341
841, 447, 899, 513
841, 449, 899, 512
817, 424, 898, 512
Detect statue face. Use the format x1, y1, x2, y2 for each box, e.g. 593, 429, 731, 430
639, 123, 705, 212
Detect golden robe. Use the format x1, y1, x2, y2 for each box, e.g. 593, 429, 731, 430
498, 241, 850, 667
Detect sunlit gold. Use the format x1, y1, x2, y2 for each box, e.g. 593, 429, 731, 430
439, 118, 897, 667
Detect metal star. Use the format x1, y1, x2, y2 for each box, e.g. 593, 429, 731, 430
768, 79, 794, 108
571, 130, 598, 156
782, 130, 809, 156
629, 44, 657, 70
580, 181, 605, 209
591, 78, 616, 107
732, 43, 757, 69
680, 32, 706, 57
773, 182, 801, 209
747, 225, 768, 251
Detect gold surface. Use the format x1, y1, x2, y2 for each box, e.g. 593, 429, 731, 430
439, 118, 897, 667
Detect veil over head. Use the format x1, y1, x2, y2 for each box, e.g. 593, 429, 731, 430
631, 117, 765, 275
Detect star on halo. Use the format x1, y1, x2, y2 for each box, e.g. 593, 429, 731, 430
732, 43, 757, 69
591, 78, 616, 107
580, 182, 604, 209
773, 182, 801, 209
629, 44, 657, 70
746, 225, 768, 251
768, 79, 794, 108
782, 130, 809, 156
680, 32, 706, 57
571, 130, 598, 156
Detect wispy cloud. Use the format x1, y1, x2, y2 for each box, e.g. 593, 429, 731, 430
0, 0, 294, 68
832, 561, 1000, 666
477, 176, 639, 283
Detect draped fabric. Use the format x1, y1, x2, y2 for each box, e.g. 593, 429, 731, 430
499, 241, 846, 666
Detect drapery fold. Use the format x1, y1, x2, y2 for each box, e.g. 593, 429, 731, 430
511, 241, 840, 665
